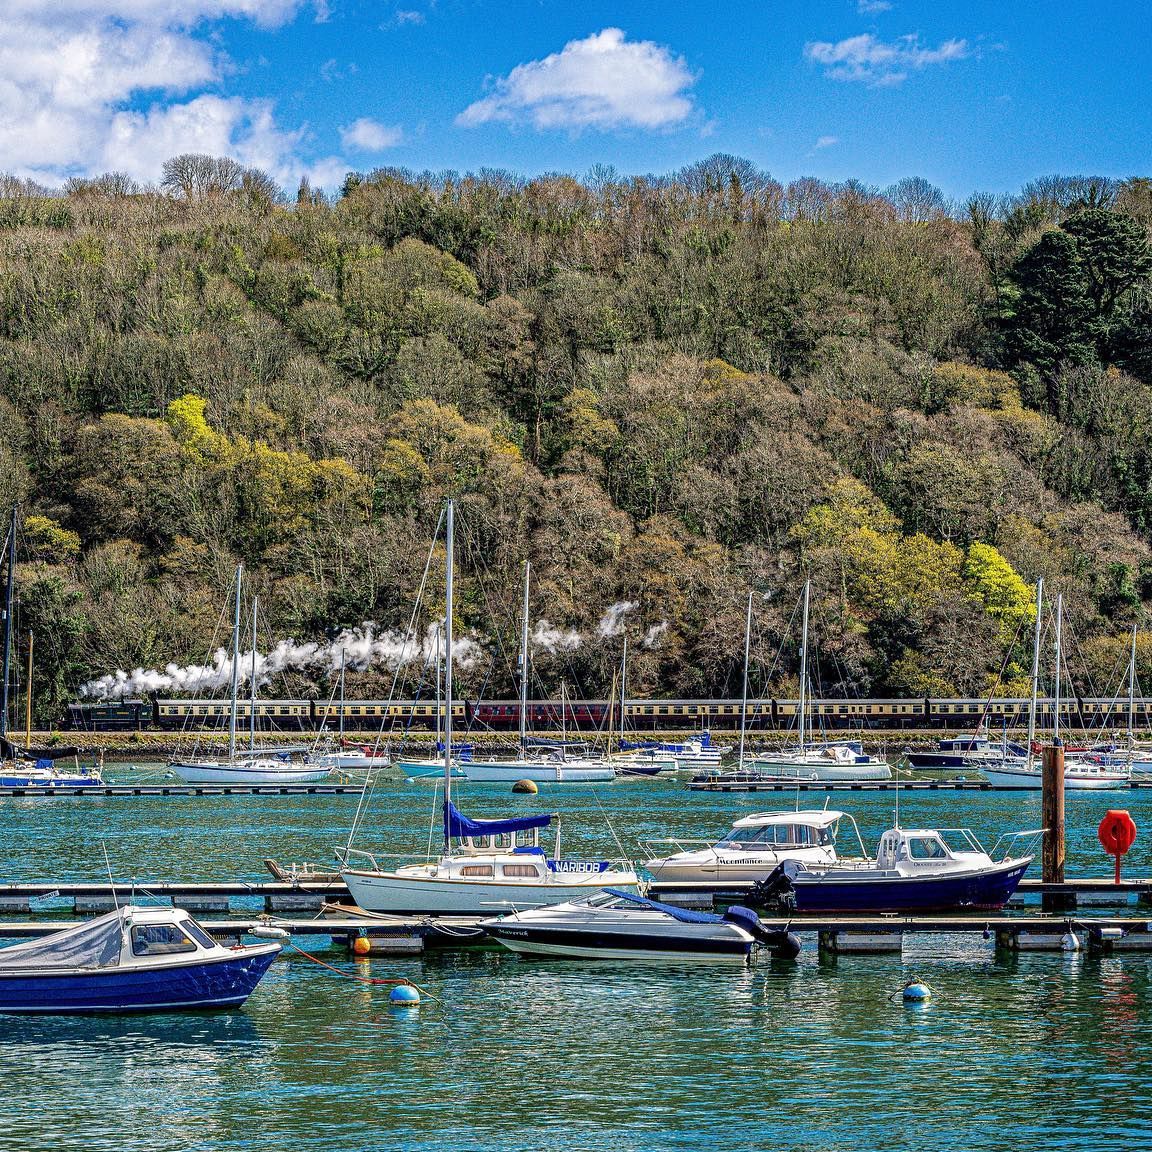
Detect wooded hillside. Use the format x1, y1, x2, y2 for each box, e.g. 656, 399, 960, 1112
3, 156, 1152, 718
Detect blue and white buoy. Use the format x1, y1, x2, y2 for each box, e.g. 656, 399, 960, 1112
389, 983, 421, 1006
902, 980, 932, 1003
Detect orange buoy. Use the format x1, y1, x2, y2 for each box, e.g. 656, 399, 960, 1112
352, 935, 372, 956
1098, 810, 1137, 883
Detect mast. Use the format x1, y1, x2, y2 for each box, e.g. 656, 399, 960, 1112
339, 648, 346, 742
227, 565, 243, 761
1053, 593, 1064, 747
443, 499, 454, 833
1027, 578, 1043, 769
1, 505, 15, 741
619, 632, 629, 755
738, 590, 753, 770
519, 560, 530, 751
1128, 626, 1138, 760
25, 631, 33, 747
434, 623, 442, 748
798, 579, 811, 750
249, 595, 258, 751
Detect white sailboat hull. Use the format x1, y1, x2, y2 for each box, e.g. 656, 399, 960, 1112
458, 759, 615, 784
342, 867, 639, 914
743, 756, 892, 782
169, 759, 332, 784
978, 763, 1130, 790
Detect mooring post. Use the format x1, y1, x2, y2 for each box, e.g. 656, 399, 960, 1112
1042, 742, 1070, 913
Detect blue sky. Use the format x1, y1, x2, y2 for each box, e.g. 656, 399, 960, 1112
3, 1, 1149, 198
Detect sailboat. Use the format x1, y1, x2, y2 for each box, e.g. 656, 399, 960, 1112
978, 582, 1130, 790
1, 507, 103, 789
168, 569, 332, 785
453, 562, 615, 784
337, 501, 640, 914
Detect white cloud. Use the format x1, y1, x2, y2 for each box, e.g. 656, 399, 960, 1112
857, 1, 893, 13
814, 135, 839, 149
340, 117, 403, 151
394, 9, 426, 24
805, 33, 968, 86
457, 27, 695, 131
0, 2, 345, 188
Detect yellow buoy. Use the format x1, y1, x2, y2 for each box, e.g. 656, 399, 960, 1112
352, 935, 372, 956
512, 778, 538, 794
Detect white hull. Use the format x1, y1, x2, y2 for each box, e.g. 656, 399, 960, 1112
743, 756, 892, 782
646, 847, 837, 885
458, 759, 615, 784
979, 764, 1130, 790
342, 867, 639, 914
489, 935, 751, 962
312, 752, 390, 771
169, 759, 332, 784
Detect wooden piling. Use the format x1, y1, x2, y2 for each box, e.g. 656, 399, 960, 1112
1042, 743, 1072, 913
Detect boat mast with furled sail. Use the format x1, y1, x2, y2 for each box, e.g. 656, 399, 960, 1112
338, 499, 639, 914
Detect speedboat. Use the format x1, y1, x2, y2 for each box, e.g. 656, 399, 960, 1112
644, 809, 843, 884
338, 801, 640, 914
749, 825, 1037, 914
0, 905, 281, 1014
481, 888, 797, 961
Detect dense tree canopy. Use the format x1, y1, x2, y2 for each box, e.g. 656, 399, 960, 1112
2, 157, 1152, 720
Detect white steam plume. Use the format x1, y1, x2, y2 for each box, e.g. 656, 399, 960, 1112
597, 601, 637, 639
643, 621, 669, 648
80, 621, 483, 699
530, 619, 582, 654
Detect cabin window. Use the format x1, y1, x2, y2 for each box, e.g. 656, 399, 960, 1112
182, 921, 218, 949
132, 924, 197, 956
502, 864, 541, 878
907, 838, 947, 860
460, 865, 494, 878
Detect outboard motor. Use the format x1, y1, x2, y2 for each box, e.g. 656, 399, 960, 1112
723, 905, 802, 959
746, 863, 797, 915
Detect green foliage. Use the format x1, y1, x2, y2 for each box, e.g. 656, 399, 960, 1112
0, 156, 1150, 706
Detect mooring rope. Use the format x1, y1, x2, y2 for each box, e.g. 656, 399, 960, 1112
282, 937, 443, 1004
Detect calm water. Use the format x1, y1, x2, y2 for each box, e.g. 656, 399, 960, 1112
2, 772, 1151, 1152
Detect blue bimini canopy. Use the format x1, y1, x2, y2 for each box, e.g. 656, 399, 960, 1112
444, 801, 552, 841
601, 887, 724, 924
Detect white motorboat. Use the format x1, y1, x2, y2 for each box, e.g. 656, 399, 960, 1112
644, 809, 843, 884
168, 572, 332, 786
481, 888, 797, 961
977, 758, 1130, 790
311, 742, 391, 772
337, 502, 638, 914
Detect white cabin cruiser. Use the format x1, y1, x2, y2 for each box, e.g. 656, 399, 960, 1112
644, 810, 843, 884
743, 741, 893, 782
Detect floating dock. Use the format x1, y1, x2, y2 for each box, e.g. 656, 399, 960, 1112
0, 783, 366, 797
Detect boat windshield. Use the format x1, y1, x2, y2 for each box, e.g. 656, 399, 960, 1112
906, 836, 949, 860
716, 823, 833, 850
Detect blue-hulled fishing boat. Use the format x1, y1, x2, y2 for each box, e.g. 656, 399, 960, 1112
0, 905, 281, 1014
750, 826, 1037, 914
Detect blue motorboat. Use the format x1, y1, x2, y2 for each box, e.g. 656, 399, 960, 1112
0, 905, 281, 1014
749, 826, 1037, 914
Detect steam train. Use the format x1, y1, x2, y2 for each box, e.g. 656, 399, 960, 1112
62, 695, 1148, 733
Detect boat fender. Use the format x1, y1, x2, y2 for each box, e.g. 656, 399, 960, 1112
249, 925, 290, 940
1061, 931, 1082, 952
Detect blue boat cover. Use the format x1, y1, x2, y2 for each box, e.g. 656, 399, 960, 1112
601, 887, 724, 924
444, 801, 552, 840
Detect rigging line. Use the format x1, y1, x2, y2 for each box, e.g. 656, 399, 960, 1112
345, 506, 444, 851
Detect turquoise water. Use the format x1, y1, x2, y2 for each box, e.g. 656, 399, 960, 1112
2, 773, 1152, 1151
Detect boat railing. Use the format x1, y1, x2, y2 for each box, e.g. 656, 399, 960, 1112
334, 847, 448, 871
987, 827, 1046, 862
642, 837, 718, 856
